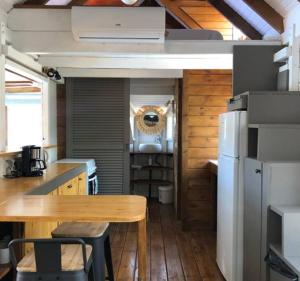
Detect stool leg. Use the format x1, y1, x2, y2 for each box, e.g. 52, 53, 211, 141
91, 238, 106, 281
104, 236, 114, 281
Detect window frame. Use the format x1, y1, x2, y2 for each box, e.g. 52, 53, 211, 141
2, 60, 50, 152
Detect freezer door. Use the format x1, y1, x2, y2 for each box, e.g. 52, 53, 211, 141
217, 155, 239, 281
219, 112, 241, 158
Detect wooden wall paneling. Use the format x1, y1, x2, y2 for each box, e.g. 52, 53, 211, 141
57, 83, 67, 160
174, 79, 183, 219
181, 69, 232, 230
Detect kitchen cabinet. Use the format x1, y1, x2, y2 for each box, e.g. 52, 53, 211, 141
78, 172, 87, 195
244, 158, 262, 281
244, 158, 300, 281
24, 173, 87, 254
58, 177, 79, 195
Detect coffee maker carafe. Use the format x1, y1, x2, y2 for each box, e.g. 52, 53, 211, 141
21, 145, 47, 177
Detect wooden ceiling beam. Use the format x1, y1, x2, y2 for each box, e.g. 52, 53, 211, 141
5, 87, 41, 93
242, 0, 284, 34
22, 0, 49, 4
208, 0, 262, 39
67, 0, 87, 6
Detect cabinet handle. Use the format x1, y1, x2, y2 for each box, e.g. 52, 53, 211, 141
67, 184, 73, 189
255, 169, 261, 174
78, 178, 82, 181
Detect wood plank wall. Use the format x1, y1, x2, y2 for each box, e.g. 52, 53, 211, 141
181, 70, 232, 230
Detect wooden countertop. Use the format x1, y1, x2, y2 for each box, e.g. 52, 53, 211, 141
0, 163, 147, 281
0, 195, 146, 223
0, 163, 147, 223
0, 163, 84, 203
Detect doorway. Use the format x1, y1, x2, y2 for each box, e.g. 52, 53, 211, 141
128, 78, 180, 211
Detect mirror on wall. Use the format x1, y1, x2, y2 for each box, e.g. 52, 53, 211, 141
143, 112, 159, 127
136, 106, 166, 135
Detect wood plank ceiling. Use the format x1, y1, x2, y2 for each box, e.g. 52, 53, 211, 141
157, 0, 236, 40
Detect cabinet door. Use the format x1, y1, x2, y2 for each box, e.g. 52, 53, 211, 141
58, 177, 79, 195
78, 172, 87, 195
244, 158, 263, 281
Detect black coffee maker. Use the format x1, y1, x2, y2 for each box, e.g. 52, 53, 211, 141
21, 145, 47, 177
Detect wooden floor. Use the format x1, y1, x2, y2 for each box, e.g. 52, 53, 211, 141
110, 200, 225, 281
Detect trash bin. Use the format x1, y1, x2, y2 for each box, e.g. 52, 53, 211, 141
158, 185, 173, 204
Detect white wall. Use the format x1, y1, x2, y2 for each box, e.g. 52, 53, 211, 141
45, 80, 58, 163
283, 4, 300, 42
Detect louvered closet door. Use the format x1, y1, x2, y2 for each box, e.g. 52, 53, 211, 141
66, 78, 130, 194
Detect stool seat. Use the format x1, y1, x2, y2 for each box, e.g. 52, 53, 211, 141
17, 244, 93, 272
52, 222, 109, 238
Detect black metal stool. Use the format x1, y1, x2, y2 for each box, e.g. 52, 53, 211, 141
52, 222, 114, 281
9, 238, 93, 281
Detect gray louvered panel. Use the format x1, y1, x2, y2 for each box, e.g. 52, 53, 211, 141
67, 78, 130, 194
72, 149, 124, 194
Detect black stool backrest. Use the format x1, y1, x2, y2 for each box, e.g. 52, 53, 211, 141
9, 238, 89, 273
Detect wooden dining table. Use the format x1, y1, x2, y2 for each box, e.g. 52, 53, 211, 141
0, 194, 147, 281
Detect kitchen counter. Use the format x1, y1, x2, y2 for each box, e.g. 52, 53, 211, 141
0, 163, 85, 203
0, 163, 146, 222
0, 163, 147, 281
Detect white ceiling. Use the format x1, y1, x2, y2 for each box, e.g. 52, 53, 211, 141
265, 0, 299, 17
130, 95, 173, 111
224, 0, 279, 38
0, 0, 23, 12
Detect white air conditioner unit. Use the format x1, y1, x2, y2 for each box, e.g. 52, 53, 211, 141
71, 7, 165, 44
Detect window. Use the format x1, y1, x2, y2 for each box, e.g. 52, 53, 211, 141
4, 68, 44, 150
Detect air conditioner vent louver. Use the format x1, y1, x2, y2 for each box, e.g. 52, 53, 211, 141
79, 37, 162, 40
71, 7, 165, 44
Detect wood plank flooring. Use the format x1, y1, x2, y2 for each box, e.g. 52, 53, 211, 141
109, 200, 225, 281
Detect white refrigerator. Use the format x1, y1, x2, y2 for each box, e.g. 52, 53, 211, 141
217, 111, 247, 281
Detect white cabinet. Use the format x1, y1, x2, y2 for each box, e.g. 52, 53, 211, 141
244, 158, 300, 281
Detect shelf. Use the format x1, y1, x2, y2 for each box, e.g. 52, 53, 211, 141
273, 46, 291, 63
131, 179, 173, 185
270, 244, 300, 276
142, 165, 173, 171
0, 264, 11, 279
248, 124, 300, 129
131, 165, 173, 171
130, 152, 173, 156
270, 205, 300, 216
